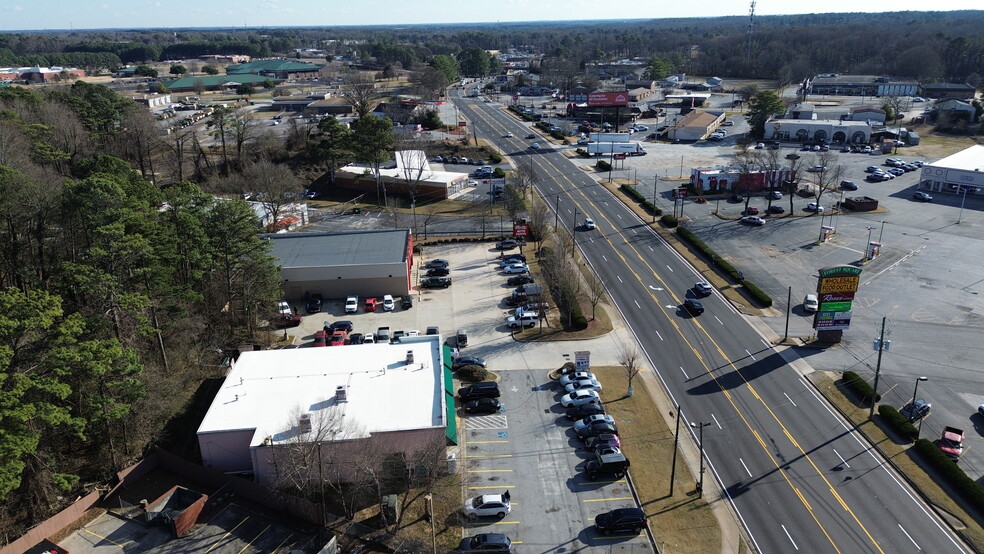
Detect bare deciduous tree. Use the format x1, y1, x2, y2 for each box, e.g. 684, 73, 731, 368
585, 271, 608, 321
617, 342, 643, 395
526, 197, 552, 250
342, 72, 379, 118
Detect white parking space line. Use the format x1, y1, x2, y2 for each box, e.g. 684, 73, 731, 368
781, 524, 799, 550
739, 458, 753, 477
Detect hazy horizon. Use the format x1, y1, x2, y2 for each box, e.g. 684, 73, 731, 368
2, 1, 983, 33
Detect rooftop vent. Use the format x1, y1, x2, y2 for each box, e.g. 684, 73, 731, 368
335, 385, 347, 403
298, 413, 312, 434
406, 350, 414, 364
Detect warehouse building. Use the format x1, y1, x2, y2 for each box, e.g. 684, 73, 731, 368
267, 229, 413, 302
196, 336, 455, 485
807, 74, 918, 97
919, 145, 984, 195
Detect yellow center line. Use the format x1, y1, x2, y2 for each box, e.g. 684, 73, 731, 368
530, 153, 879, 553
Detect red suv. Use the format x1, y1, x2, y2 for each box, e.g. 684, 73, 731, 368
743, 206, 760, 216
313, 330, 327, 347
364, 297, 378, 312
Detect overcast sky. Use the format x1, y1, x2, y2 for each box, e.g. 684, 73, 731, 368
1, 1, 981, 31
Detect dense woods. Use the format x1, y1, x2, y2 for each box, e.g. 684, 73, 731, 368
0, 83, 281, 538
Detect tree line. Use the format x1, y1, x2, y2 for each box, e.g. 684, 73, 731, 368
0, 81, 282, 540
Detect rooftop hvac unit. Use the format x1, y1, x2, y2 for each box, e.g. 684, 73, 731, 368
335, 385, 347, 403
406, 350, 414, 364
298, 413, 312, 434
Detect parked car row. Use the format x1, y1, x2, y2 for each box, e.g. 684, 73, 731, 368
421, 258, 453, 288
313, 322, 420, 346
434, 155, 486, 166
305, 293, 408, 314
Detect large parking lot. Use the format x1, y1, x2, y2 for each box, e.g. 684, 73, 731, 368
281, 242, 652, 550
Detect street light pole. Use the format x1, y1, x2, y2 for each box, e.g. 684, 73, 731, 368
912, 376, 928, 439
691, 421, 712, 498
957, 185, 969, 224
572, 207, 578, 254
863, 226, 875, 262
878, 220, 886, 243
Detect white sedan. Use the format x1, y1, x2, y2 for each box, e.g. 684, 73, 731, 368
382, 294, 395, 311
462, 492, 511, 520
560, 389, 601, 408
559, 371, 595, 387
565, 378, 602, 393
573, 414, 615, 432
344, 296, 358, 313
502, 263, 529, 274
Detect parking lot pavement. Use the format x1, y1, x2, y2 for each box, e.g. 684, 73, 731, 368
459, 370, 649, 550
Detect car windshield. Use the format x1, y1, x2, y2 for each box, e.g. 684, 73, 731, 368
471, 496, 486, 508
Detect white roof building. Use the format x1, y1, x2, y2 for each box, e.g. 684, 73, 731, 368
919, 145, 984, 195
197, 336, 452, 484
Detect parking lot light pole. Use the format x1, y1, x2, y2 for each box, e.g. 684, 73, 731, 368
863, 226, 875, 262
691, 421, 712, 498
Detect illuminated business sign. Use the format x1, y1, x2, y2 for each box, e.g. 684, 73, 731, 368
587, 91, 630, 107
820, 301, 853, 312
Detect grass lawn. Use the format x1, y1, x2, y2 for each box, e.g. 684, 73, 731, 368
593, 366, 722, 553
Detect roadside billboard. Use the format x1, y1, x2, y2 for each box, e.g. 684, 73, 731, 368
587, 91, 629, 107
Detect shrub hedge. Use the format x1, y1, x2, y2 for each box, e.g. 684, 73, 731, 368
841, 371, 881, 404
913, 438, 984, 513
878, 405, 918, 441
489, 152, 503, 164
620, 185, 662, 217
596, 160, 612, 171
661, 215, 678, 227
675, 227, 772, 307
457, 365, 488, 382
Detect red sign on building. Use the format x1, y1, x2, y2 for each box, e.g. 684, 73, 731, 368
587, 91, 629, 107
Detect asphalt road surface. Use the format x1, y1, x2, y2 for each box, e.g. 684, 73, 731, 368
451, 87, 970, 553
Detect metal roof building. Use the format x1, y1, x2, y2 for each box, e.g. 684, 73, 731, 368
266, 230, 414, 302
196, 335, 453, 485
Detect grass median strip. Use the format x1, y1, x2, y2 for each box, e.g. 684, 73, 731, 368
592, 366, 723, 553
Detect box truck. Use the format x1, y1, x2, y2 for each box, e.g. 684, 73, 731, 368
589, 132, 631, 143
586, 142, 646, 156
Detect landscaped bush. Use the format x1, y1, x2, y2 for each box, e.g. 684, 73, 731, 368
488, 152, 503, 164
457, 365, 488, 382
493, 168, 506, 178
878, 405, 918, 441
596, 160, 612, 171
661, 215, 678, 227
913, 438, 984, 512
841, 371, 881, 404
740, 280, 773, 307
620, 185, 662, 217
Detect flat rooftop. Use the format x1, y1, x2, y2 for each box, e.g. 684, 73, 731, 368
927, 145, 984, 172
266, 230, 410, 267
197, 336, 446, 447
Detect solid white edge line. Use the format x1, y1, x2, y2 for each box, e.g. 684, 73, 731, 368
680, 366, 689, 379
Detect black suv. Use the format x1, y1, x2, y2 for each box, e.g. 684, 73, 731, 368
458, 382, 500, 401
594, 507, 647, 535
585, 451, 630, 480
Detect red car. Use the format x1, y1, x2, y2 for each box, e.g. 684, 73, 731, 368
313, 330, 327, 347
364, 297, 378, 312
743, 206, 760, 216
329, 330, 347, 346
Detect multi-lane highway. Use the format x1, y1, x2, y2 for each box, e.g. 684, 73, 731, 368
448, 87, 970, 553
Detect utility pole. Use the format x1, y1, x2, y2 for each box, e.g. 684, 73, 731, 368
869, 316, 888, 418
783, 286, 791, 342
692, 421, 712, 498
670, 406, 681, 496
